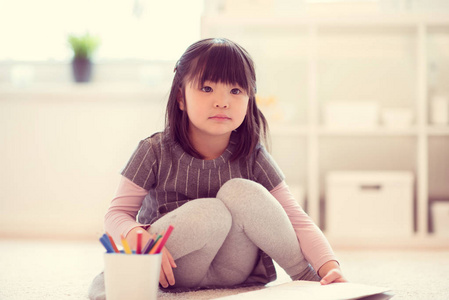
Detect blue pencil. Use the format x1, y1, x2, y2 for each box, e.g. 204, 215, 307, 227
100, 234, 114, 253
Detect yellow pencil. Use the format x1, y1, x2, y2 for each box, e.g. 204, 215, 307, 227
120, 234, 132, 254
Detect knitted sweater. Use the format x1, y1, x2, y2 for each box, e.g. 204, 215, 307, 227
121, 130, 284, 225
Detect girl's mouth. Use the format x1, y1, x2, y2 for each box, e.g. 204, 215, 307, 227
209, 114, 231, 120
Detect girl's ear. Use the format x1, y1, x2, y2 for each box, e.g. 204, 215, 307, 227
177, 89, 185, 111
176, 89, 185, 110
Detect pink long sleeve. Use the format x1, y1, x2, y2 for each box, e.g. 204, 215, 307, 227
104, 176, 149, 243
270, 181, 338, 273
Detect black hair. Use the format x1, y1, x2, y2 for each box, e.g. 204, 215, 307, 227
165, 38, 269, 160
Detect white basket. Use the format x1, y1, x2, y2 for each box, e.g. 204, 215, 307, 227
326, 171, 414, 238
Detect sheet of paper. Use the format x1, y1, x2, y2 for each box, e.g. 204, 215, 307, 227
217, 281, 391, 300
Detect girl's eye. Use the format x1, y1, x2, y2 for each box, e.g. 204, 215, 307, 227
201, 86, 213, 92
231, 88, 241, 95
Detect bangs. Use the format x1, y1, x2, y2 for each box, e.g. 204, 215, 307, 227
187, 42, 254, 94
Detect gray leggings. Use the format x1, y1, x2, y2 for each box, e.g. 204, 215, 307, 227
89, 179, 319, 298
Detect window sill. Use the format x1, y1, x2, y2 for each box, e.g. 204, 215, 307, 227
0, 82, 170, 102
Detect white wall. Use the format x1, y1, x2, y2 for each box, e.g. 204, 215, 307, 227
0, 63, 171, 239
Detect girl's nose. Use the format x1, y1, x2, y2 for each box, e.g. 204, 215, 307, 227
215, 102, 228, 108
214, 90, 231, 108
214, 96, 229, 108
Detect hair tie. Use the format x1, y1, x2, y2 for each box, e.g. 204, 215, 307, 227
174, 60, 180, 73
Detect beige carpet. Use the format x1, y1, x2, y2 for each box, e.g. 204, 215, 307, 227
1, 239, 448, 299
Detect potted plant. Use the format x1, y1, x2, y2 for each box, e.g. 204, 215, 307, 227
68, 33, 100, 83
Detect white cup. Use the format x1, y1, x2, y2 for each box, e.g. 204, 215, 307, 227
104, 253, 162, 300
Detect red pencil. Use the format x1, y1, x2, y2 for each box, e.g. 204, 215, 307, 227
154, 225, 174, 254
136, 230, 143, 254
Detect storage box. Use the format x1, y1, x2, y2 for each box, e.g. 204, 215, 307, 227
431, 201, 449, 237
323, 101, 379, 129
326, 171, 414, 238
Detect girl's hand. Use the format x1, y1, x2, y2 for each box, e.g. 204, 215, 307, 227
159, 246, 177, 288
318, 260, 347, 285
320, 268, 346, 285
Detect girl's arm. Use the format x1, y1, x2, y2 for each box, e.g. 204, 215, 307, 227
270, 181, 341, 279
104, 176, 151, 244
105, 176, 177, 287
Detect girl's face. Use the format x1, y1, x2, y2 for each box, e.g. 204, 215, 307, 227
179, 80, 249, 140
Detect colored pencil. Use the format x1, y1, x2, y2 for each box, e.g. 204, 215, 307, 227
100, 225, 174, 255
148, 232, 164, 253
154, 225, 174, 254
106, 233, 119, 253
120, 234, 132, 254
142, 234, 156, 254
148, 238, 163, 255
136, 230, 143, 254
99, 235, 114, 253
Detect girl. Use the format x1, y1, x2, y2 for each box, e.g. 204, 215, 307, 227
89, 38, 345, 298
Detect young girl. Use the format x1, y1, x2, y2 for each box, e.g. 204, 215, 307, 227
89, 38, 345, 298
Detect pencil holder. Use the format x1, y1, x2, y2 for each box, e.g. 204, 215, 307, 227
104, 253, 162, 300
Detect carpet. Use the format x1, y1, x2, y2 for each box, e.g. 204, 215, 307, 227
1, 239, 448, 299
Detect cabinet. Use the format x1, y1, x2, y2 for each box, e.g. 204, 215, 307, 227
201, 14, 449, 242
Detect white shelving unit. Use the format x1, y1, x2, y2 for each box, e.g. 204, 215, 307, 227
201, 13, 449, 242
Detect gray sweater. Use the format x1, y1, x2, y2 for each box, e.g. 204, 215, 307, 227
121, 130, 285, 225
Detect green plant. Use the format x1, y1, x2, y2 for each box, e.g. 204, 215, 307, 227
68, 33, 101, 59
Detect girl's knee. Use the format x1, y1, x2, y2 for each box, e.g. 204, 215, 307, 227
217, 179, 284, 220
181, 198, 232, 238
217, 178, 272, 205
219, 178, 266, 197
200, 198, 232, 225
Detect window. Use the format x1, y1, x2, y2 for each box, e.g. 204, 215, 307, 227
0, 0, 203, 61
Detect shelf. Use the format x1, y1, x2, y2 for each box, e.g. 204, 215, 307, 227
270, 126, 420, 137
270, 125, 309, 137
202, 13, 449, 240
202, 13, 449, 28
427, 126, 449, 136
318, 126, 418, 137
0, 83, 169, 103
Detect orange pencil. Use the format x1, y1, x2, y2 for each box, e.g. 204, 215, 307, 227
106, 232, 119, 253
149, 238, 163, 255
148, 231, 164, 254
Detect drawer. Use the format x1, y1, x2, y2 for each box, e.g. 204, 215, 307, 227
326, 171, 414, 237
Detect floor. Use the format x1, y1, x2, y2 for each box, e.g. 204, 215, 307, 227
1, 239, 448, 299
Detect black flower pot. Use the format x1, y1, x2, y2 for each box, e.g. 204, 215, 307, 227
72, 57, 93, 83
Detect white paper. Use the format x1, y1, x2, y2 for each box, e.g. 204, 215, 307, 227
217, 281, 391, 300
